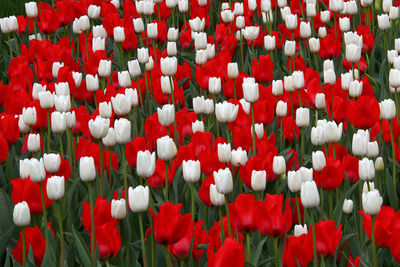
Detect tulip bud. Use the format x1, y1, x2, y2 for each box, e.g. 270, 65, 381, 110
300, 181, 320, 208
252, 123, 264, 139
13, 202, 31, 227
88, 5, 101, 19
215, 101, 239, 123
288, 170, 302, 193
214, 168, 233, 194
32, 83, 46, 100
38, 91, 54, 109
161, 57, 178, 76
300, 22, 311, 39
231, 147, 248, 167
137, 151, 156, 177
102, 128, 116, 148
240, 99, 251, 115
323, 69, 336, 85
52, 62, 64, 78
179, 0, 189, 12
241, 26, 260, 41
315, 93, 326, 110
111, 94, 131, 116
362, 189, 383, 215
208, 77, 222, 95
72, 72, 82, 88
79, 157, 96, 182
22, 107, 37, 126
264, 35, 276, 51
227, 62, 239, 79
359, 158, 375, 181
342, 199, 353, 214
157, 136, 177, 161
306, 3, 316, 17
352, 130, 369, 156
93, 25, 107, 38
378, 14, 390, 30
312, 151, 326, 172
29, 158, 46, 183
182, 160, 201, 183
242, 79, 259, 103
284, 40, 296, 57
46, 176, 65, 200
167, 28, 179, 41
43, 153, 61, 173
114, 118, 131, 144
294, 224, 308, 236
88, 116, 110, 139
273, 156, 286, 175
380, 99, 396, 120
137, 47, 150, 64
125, 88, 139, 107
367, 141, 379, 158
51, 111, 67, 134
98, 60, 112, 78
193, 96, 205, 114
324, 121, 342, 143
27, 133, 41, 153
20, 159, 30, 179
147, 23, 158, 39
129, 186, 149, 213
111, 199, 127, 219
192, 120, 204, 133
296, 107, 310, 127
218, 143, 232, 163
25, 2, 38, 18
167, 42, 177, 56
309, 38, 320, 53
118, 71, 132, 88
65, 111, 76, 128
196, 49, 207, 65
276, 101, 288, 117
210, 184, 225, 206
284, 75, 294, 92
99, 102, 112, 118
86, 74, 100, 92
92, 37, 105, 52
292, 71, 305, 89
113, 26, 125, 42
339, 17, 350, 32
251, 170, 266, 192
157, 104, 175, 126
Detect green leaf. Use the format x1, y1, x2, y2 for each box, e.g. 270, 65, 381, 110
41, 227, 57, 266
253, 236, 267, 266
385, 168, 398, 209
72, 225, 92, 267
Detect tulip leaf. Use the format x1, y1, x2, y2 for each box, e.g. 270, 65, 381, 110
0, 188, 14, 258
385, 168, 398, 209
71, 225, 92, 267
333, 181, 358, 222
42, 228, 57, 266
253, 236, 267, 266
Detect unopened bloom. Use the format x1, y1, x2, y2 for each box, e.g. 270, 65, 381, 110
300, 181, 320, 208
111, 199, 127, 219
342, 199, 353, 214
88, 116, 110, 139
214, 168, 233, 194
137, 151, 156, 177
13, 202, 31, 227
182, 160, 201, 183
43, 153, 61, 173
129, 186, 149, 213
114, 118, 131, 144
251, 170, 266, 192
46, 176, 65, 200
273, 156, 286, 175
157, 136, 177, 161
79, 157, 96, 182
362, 189, 383, 215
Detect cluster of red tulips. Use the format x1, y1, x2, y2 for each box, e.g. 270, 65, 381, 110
2, 0, 400, 266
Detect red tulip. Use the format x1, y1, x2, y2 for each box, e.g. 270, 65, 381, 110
149, 202, 192, 245
251, 55, 274, 84
314, 157, 344, 190
256, 194, 292, 237
199, 175, 215, 207
359, 206, 400, 248
390, 233, 400, 264
12, 226, 46, 266
228, 194, 257, 233
11, 177, 53, 214
312, 220, 342, 257
347, 96, 380, 129
207, 237, 245, 267
282, 233, 314, 267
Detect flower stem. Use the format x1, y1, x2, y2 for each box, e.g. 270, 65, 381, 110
190, 183, 195, 221
99, 141, 103, 195
88, 182, 95, 265
164, 245, 171, 267
121, 145, 128, 209
273, 238, 279, 267
224, 195, 232, 237
251, 103, 256, 156
390, 121, 397, 191
22, 228, 26, 267
246, 234, 252, 263
39, 182, 48, 241
218, 207, 225, 242
310, 210, 318, 267
56, 201, 65, 267
139, 213, 148, 267
59, 133, 64, 158
46, 110, 51, 152
164, 161, 169, 202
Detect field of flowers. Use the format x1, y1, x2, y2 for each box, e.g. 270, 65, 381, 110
1, 0, 400, 266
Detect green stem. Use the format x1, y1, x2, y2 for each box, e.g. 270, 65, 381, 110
164, 245, 171, 267
39, 183, 48, 241
251, 103, 256, 156
84, 32, 89, 63
7, 34, 13, 57
56, 201, 65, 267
139, 213, 148, 267
224, 195, 232, 237
310, 211, 318, 267
246, 234, 252, 263
22, 228, 26, 267
121, 146, 128, 209
136, 79, 144, 112
59, 133, 64, 158
99, 141, 103, 195
47, 110, 51, 152
390, 121, 397, 191
190, 183, 195, 221
329, 191, 334, 218
371, 216, 377, 267
296, 196, 302, 224
88, 182, 95, 266
164, 161, 169, 202
274, 238, 279, 267
218, 207, 225, 242
169, 76, 178, 146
